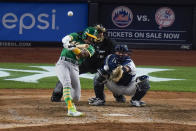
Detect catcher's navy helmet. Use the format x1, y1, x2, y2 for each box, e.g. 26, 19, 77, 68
114, 44, 129, 52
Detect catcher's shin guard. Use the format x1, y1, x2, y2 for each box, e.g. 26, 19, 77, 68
131, 75, 150, 101
51, 81, 63, 102
93, 73, 105, 101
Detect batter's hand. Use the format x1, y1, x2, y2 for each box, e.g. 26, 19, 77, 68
76, 44, 89, 49
78, 49, 90, 58
68, 44, 89, 49
72, 48, 90, 59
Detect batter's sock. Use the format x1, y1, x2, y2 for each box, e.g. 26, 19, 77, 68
63, 87, 75, 111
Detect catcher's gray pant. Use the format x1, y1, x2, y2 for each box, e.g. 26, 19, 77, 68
105, 77, 137, 96
55, 58, 81, 101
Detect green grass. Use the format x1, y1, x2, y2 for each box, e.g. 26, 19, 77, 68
0, 63, 196, 92
148, 66, 196, 92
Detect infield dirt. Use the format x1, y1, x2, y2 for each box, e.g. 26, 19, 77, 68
0, 47, 196, 131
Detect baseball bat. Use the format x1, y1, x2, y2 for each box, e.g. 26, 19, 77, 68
68, 44, 89, 49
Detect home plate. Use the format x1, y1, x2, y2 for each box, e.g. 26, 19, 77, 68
103, 113, 131, 117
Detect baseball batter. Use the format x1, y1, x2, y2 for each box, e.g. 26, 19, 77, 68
56, 27, 97, 117
51, 24, 117, 102
88, 44, 151, 107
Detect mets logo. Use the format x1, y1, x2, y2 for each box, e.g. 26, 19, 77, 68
112, 6, 133, 28
155, 7, 175, 29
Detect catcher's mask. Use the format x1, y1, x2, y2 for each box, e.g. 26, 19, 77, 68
114, 44, 129, 53
114, 44, 129, 60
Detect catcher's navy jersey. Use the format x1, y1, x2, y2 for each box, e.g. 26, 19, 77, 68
103, 54, 132, 72
103, 54, 136, 86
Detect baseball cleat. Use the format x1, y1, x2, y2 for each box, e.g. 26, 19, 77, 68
88, 97, 105, 106
67, 107, 84, 117
131, 100, 146, 107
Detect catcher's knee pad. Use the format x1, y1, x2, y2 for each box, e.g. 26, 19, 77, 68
131, 75, 150, 101
135, 75, 150, 92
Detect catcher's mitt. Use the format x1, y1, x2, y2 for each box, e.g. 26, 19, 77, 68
109, 65, 124, 82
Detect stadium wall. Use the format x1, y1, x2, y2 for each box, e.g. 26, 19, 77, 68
0, 0, 195, 50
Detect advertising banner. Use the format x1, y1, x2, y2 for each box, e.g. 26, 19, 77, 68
99, 5, 193, 49
0, 2, 88, 47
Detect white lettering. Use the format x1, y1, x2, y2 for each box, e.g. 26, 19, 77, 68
2, 13, 18, 29
2, 9, 57, 35
134, 32, 145, 38
52, 9, 56, 29
163, 33, 180, 39
19, 13, 35, 34
37, 14, 49, 29
137, 15, 143, 21
107, 31, 133, 38
146, 32, 162, 39
137, 15, 148, 22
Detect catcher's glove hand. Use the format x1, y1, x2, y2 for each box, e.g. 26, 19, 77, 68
109, 65, 124, 83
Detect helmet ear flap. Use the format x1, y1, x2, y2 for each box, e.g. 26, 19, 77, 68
82, 27, 98, 40
82, 32, 87, 39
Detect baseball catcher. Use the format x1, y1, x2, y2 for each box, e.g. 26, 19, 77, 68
55, 26, 98, 117
51, 24, 125, 103
88, 44, 151, 107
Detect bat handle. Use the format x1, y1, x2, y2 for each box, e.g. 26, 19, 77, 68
68, 45, 76, 48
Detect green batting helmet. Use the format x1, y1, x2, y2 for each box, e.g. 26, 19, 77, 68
82, 27, 98, 40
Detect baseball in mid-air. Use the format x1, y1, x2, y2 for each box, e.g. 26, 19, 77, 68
67, 11, 73, 16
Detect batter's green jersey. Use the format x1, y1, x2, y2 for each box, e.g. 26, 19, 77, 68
60, 33, 95, 65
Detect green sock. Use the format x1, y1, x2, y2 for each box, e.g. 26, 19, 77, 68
63, 87, 74, 110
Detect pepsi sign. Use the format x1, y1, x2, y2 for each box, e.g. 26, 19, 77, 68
0, 3, 88, 42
